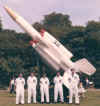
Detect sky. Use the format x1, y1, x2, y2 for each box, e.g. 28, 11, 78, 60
0, 0, 100, 32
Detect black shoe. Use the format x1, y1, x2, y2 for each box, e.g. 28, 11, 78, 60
75, 103, 80, 105
41, 102, 44, 104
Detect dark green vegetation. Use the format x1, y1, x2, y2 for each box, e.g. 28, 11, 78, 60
0, 90, 100, 106
0, 13, 100, 87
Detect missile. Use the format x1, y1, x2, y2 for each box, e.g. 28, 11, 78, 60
30, 41, 60, 70
4, 6, 64, 70
4, 6, 96, 77
4, 6, 40, 40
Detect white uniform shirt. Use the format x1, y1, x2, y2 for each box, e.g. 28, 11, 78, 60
86, 79, 89, 83
11, 79, 15, 85
27, 76, 37, 88
68, 73, 80, 88
40, 77, 49, 88
15, 77, 25, 90
54, 76, 63, 86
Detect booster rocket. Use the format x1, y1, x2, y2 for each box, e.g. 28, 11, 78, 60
4, 6, 96, 78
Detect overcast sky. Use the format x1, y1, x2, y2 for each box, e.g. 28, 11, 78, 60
0, 0, 100, 32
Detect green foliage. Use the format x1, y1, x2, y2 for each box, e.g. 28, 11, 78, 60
37, 12, 72, 38
86, 21, 100, 32
0, 13, 100, 88
43, 12, 71, 27
33, 22, 44, 31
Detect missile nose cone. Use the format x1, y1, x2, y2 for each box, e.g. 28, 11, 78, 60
4, 6, 17, 21
4, 5, 8, 10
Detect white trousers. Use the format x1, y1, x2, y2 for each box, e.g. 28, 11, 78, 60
54, 85, 63, 102
16, 88, 24, 104
69, 86, 79, 104
28, 87, 36, 103
40, 86, 49, 103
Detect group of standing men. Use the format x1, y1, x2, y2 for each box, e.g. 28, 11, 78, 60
12, 68, 80, 105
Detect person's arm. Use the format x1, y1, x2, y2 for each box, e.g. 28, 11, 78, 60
23, 79, 25, 86
27, 77, 29, 86
14, 79, 17, 91
47, 78, 50, 86
40, 78, 42, 86
61, 76, 63, 84
35, 77, 37, 85
77, 74, 80, 85
9, 80, 11, 90
53, 77, 56, 84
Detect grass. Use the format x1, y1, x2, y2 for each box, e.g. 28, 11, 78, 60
0, 89, 100, 106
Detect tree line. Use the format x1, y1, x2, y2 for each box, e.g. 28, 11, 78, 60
0, 12, 100, 88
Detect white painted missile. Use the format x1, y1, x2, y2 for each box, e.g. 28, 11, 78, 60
4, 6, 96, 76
30, 41, 60, 70
4, 6, 74, 70
4, 6, 51, 46
4, 6, 63, 71
4, 6, 39, 40
40, 29, 75, 69
41, 30, 73, 59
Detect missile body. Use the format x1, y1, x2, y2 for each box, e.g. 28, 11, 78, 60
4, 6, 40, 41
31, 43, 60, 70
43, 31, 73, 59
4, 6, 74, 70
4, 6, 96, 77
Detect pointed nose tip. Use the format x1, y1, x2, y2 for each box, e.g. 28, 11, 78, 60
4, 5, 17, 21
4, 5, 9, 12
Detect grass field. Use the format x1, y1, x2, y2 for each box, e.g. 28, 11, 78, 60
0, 89, 100, 106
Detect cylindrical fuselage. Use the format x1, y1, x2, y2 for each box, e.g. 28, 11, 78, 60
4, 6, 74, 71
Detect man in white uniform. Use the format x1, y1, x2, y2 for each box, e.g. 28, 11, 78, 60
27, 72, 37, 104
9, 77, 15, 94
68, 68, 80, 104
40, 74, 50, 104
15, 73, 25, 104
54, 72, 64, 103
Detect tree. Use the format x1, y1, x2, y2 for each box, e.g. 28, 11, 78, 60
33, 22, 44, 31
33, 12, 72, 39
85, 21, 100, 87
0, 12, 100, 88
86, 21, 100, 33
43, 12, 71, 28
